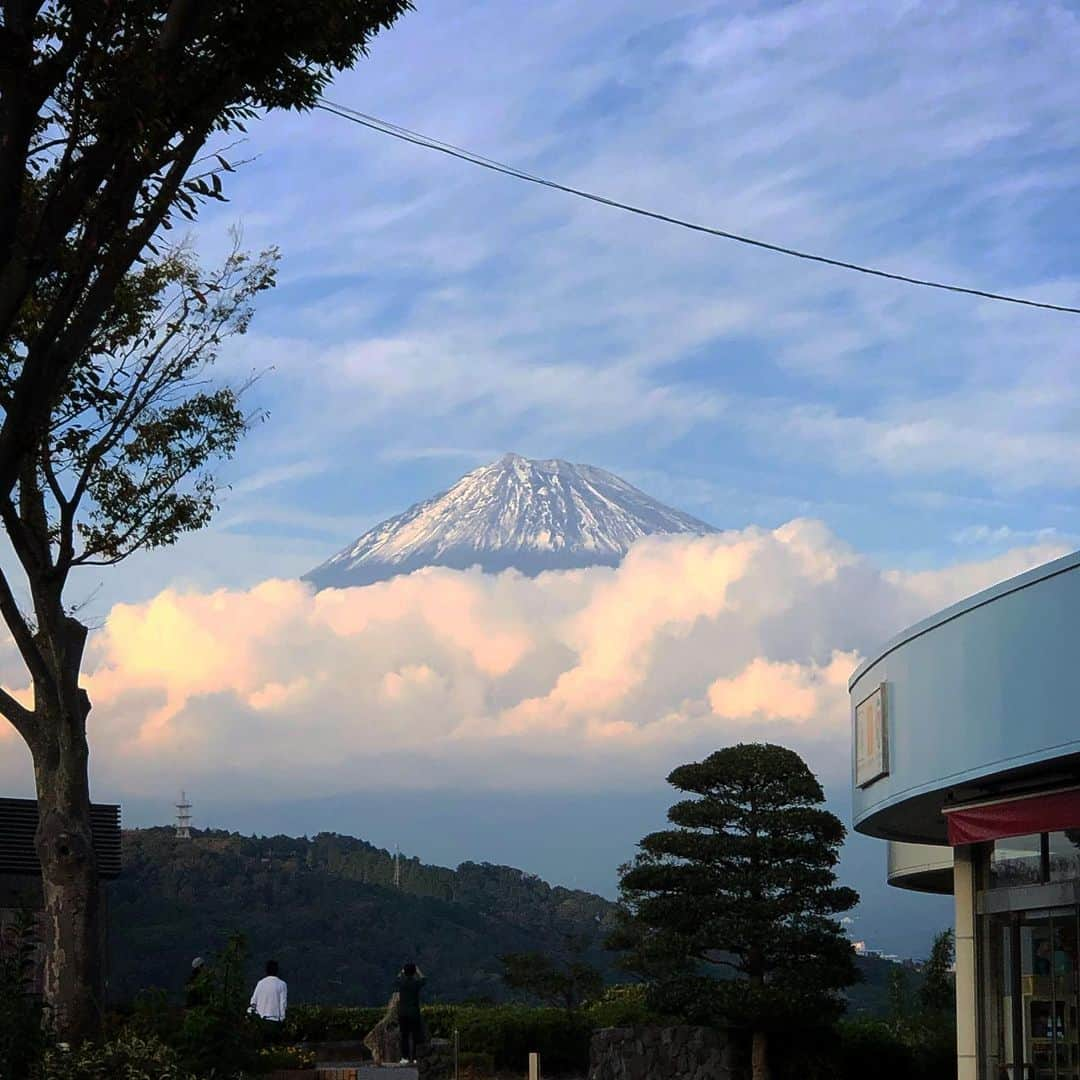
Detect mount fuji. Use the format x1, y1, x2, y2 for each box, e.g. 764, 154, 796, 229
303, 453, 718, 590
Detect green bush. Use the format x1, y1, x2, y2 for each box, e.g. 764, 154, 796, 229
119, 987, 185, 1044
457, 1051, 495, 1077
289, 1002, 592, 1074
282, 1003, 383, 1042
834, 1019, 916, 1079
418, 1002, 463, 1040
0, 911, 50, 1080
444, 1005, 592, 1075
772, 1017, 954, 1080
175, 1003, 264, 1076
38, 1032, 193, 1080
277, 996, 663, 1076
168, 934, 265, 1076
256, 1043, 317, 1070
585, 983, 670, 1028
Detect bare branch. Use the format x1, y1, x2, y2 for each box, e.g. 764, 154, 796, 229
0, 683, 34, 745
0, 549, 53, 698
694, 952, 741, 972
0, 127, 209, 500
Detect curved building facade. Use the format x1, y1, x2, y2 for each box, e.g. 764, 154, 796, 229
851, 551, 1080, 1080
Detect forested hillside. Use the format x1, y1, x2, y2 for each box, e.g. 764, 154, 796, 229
106, 829, 617, 1006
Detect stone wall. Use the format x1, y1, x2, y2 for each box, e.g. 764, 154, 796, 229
588, 1025, 744, 1080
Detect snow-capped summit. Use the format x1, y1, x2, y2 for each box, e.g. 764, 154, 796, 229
303, 453, 717, 590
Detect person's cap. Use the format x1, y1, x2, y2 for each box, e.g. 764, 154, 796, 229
191, 957, 205, 970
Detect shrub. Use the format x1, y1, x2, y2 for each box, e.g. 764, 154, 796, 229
289, 1002, 593, 1074
278, 998, 649, 1076
457, 1051, 496, 1078
0, 911, 50, 1080
448, 1005, 592, 1075
257, 1043, 317, 1070
585, 983, 670, 1028
38, 1032, 193, 1080
175, 1003, 264, 1076
282, 1004, 383, 1043
120, 988, 185, 1044
170, 935, 265, 1076
834, 1019, 916, 1079
418, 1003, 463, 1040
910, 1033, 957, 1080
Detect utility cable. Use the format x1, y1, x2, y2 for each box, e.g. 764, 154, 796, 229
315, 98, 1080, 316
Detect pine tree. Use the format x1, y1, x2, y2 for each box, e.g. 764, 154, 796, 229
612, 743, 859, 1080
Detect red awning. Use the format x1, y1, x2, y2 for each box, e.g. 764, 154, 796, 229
946, 788, 1080, 846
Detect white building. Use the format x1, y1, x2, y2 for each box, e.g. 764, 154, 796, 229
851, 551, 1080, 1080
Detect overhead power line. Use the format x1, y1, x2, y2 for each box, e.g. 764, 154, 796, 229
315, 98, 1080, 316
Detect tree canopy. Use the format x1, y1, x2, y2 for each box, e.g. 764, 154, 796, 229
0, 0, 414, 1039
611, 743, 859, 1079
0, 1, 413, 500
918, 929, 955, 1016
0, 239, 276, 742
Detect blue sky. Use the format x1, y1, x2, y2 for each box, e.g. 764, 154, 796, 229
190, 0, 1080, 577
6, 0, 1080, 958
92, 0, 1076, 597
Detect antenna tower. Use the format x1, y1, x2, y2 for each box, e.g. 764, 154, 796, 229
394, 845, 401, 889
175, 791, 192, 839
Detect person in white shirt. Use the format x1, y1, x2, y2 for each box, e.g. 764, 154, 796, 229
249, 959, 288, 1036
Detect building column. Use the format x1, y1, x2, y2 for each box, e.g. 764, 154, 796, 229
954, 844, 978, 1080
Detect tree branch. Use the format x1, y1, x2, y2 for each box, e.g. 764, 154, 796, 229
696, 952, 741, 972
0, 126, 208, 502
0, 479, 47, 581
0, 682, 34, 744
0, 551, 53, 697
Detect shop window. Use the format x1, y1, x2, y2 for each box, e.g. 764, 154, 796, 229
980, 909, 1080, 1080
991, 834, 1046, 888
1049, 831, 1080, 884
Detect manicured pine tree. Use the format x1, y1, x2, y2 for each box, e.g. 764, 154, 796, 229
611, 743, 859, 1080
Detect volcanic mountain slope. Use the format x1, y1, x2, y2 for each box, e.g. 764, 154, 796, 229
304, 453, 717, 590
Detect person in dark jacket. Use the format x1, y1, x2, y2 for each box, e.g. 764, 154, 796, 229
394, 962, 426, 1063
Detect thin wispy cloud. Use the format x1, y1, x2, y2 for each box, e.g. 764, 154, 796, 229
159, 0, 1078, 579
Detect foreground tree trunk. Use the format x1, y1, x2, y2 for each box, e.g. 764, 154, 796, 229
31, 682, 103, 1040
751, 1029, 769, 1080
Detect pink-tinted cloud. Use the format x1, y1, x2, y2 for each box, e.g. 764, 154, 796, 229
0, 524, 1067, 799
707, 651, 857, 728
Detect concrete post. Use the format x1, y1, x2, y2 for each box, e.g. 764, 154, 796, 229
528, 1052, 541, 1080
953, 845, 978, 1080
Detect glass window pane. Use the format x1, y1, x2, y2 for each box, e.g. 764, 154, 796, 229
991, 833, 1045, 888
1049, 831, 1080, 884
1023, 917, 1062, 1080
980, 914, 1013, 1079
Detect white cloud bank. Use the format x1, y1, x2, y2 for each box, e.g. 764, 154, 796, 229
0, 522, 1066, 800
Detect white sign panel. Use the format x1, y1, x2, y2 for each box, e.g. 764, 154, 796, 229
855, 683, 888, 788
